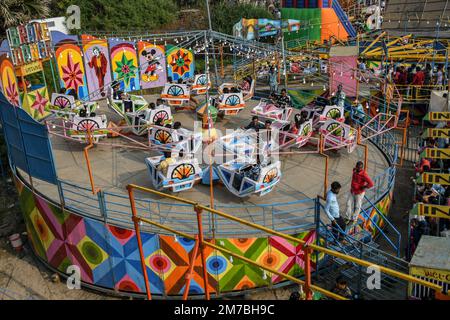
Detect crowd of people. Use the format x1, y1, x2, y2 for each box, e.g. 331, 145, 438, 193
389, 63, 446, 101
408, 121, 450, 260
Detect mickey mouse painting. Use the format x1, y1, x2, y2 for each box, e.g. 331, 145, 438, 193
141, 48, 162, 82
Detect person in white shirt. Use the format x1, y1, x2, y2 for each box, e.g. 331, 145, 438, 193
320, 181, 346, 242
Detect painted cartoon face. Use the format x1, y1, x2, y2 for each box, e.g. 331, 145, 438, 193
93, 48, 100, 56
142, 49, 156, 61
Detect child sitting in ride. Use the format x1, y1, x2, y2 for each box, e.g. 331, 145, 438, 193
232, 163, 261, 190
288, 112, 308, 135
112, 81, 123, 100
271, 89, 292, 108
157, 151, 175, 176
240, 76, 252, 92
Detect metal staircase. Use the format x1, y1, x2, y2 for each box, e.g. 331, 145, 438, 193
316, 197, 408, 300
332, 0, 357, 38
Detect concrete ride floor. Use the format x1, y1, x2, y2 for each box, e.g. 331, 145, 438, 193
25, 94, 390, 236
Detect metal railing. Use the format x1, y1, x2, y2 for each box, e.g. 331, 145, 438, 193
126, 184, 448, 300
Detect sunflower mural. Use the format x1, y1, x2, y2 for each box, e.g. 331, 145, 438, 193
166, 45, 194, 82
109, 40, 140, 92
54, 38, 88, 100
0, 56, 20, 107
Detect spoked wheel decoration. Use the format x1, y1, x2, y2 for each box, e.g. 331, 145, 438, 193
326, 108, 341, 120
167, 85, 184, 97
263, 168, 278, 184
302, 123, 312, 136
171, 164, 195, 180
76, 119, 100, 132
154, 129, 173, 144
152, 110, 169, 124
54, 95, 71, 109
196, 74, 207, 85
225, 94, 240, 106
326, 123, 344, 137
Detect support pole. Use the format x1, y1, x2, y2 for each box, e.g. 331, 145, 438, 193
304, 247, 313, 300
319, 135, 329, 199
127, 186, 152, 300
357, 127, 368, 170
183, 235, 200, 300
83, 128, 100, 195
220, 45, 224, 78
195, 206, 211, 300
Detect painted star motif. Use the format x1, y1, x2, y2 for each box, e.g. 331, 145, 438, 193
5, 73, 19, 106
269, 230, 317, 283
30, 90, 48, 115
61, 54, 83, 91
114, 53, 137, 87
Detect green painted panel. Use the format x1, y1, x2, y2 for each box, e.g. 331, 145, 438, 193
281, 8, 321, 42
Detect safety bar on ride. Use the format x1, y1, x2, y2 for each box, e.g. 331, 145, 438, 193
126, 184, 449, 301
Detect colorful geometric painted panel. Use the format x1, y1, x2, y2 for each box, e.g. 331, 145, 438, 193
20, 87, 51, 120
214, 238, 270, 292
158, 235, 217, 295
137, 41, 167, 89
0, 54, 20, 107
54, 37, 88, 100
165, 46, 195, 82
109, 39, 140, 92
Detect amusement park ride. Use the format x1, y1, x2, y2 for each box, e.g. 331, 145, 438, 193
2, 1, 450, 300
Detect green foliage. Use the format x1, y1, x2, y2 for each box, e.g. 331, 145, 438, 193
0, 0, 51, 34
210, 1, 273, 34
50, 0, 178, 32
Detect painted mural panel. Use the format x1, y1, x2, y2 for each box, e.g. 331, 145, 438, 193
20, 87, 51, 120
137, 41, 167, 89
329, 55, 358, 97
0, 54, 20, 107
165, 46, 195, 82
12, 174, 346, 297
54, 36, 88, 100
108, 39, 140, 92
81, 35, 112, 100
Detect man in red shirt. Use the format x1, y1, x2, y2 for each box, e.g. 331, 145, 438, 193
412, 66, 425, 85
345, 161, 374, 226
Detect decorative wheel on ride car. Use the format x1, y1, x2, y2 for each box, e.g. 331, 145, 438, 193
326, 123, 344, 137
154, 129, 173, 144
152, 110, 170, 124
302, 122, 312, 136
196, 74, 207, 85
76, 119, 100, 132
326, 108, 341, 120
171, 164, 195, 180
263, 168, 278, 184
167, 85, 184, 97
225, 94, 240, 106
54, 95, 71, 109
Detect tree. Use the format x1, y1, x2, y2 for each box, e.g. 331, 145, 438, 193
50, 0, 178, 33
0, 0, 50, 34
210, 1, 273, 35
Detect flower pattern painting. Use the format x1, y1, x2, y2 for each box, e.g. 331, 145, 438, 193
169, 49, 191, 76
30, 90, 49, 115
61, 54, 84, 91
114, 53, 137, 87
5, 73, 19, 106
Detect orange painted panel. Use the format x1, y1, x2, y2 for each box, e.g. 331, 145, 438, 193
321, 8, 348, 42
